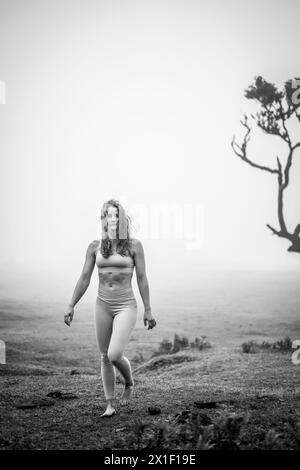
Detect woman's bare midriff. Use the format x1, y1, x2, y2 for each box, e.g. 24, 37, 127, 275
98, 270, 133, 291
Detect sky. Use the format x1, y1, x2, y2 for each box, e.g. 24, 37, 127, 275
0, 0, 300, 301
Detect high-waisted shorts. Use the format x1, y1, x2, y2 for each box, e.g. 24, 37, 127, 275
96, 286, 138, 319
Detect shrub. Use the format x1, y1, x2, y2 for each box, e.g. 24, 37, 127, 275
156, 334, 211, 356
241, 337, 293, 354
241, 341, 258, 353
157, 339, 173, 355
190, 336, 212, 351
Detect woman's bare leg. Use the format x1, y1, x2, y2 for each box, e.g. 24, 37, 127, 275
95, 299, 117, 416
108, 304, 137, 405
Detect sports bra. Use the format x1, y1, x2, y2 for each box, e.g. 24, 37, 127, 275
96, 249, 134, 273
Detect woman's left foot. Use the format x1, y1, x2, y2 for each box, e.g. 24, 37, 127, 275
101, 407, 116, 417
120, 382, 134, 405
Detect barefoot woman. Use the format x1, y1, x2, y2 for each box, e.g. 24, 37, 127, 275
64, 199, 156, 417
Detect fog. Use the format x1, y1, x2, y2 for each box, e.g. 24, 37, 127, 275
1, 0, 300, 302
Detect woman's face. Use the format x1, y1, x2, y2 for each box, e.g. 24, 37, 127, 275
106, 205, 118, 232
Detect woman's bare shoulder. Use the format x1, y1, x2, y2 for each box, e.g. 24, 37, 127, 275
89, 239, 100, 256
130, 238, 143, 254
131, 238, 142, 243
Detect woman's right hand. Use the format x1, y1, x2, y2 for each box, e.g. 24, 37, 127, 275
64, 306, 74, 327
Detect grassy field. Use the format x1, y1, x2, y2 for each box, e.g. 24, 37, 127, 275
1, 271, 300, 450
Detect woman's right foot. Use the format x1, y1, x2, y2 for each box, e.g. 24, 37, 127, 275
101, 405, 116, 417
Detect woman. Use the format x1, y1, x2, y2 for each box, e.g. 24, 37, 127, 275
64, 199, 157, 417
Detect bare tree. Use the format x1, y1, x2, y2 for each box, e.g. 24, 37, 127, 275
231, 76, 300, 253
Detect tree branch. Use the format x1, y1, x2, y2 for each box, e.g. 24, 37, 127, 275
294, 224, 300, 238
278, 101, 292, 147
231, 115, 279, 175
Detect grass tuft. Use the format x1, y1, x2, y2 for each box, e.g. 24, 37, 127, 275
241, 336, 292, 354
153, 333, 212, 357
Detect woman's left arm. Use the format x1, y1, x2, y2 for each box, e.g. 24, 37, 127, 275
133, 239, 156, 329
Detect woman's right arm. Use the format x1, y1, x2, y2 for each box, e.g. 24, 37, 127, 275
65, 241, 98, 326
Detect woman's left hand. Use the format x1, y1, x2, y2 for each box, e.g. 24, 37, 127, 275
143, 311, 157, 330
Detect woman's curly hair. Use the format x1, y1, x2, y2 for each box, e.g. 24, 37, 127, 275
98, 199, 134, 258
